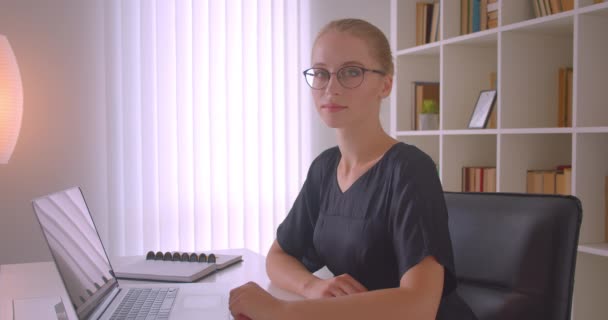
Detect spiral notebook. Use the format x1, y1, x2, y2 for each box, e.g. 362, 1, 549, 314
112, 251, 242, 282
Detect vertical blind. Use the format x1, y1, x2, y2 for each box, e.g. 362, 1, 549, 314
104, 0, 306, 257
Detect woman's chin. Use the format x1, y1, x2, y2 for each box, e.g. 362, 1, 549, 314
320, 118, 346, 129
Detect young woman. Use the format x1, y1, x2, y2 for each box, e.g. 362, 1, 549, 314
229, 19, 477, 320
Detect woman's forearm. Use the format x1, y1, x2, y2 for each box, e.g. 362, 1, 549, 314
265, 240, 320, 297
277, 287, 437, 320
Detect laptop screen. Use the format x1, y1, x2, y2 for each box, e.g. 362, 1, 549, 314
32, 187, 118, 319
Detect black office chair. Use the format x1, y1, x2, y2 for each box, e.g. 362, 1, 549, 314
445, 192, 582, 320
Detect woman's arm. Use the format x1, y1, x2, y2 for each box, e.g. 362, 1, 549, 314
266, 240, 367, 298
231, 255, 444, 320
265, 240, 320, 297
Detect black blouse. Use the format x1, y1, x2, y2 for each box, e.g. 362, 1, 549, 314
277, 142, 477, 319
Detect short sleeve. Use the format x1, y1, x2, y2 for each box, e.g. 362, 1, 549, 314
276, 157, 324, 272
388, 151, 457, 296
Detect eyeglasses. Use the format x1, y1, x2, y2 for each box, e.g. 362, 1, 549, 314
302, 66, 386, 90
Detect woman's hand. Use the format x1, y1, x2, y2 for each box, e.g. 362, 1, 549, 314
229, 281, 286, 320
303, 274, 368, 298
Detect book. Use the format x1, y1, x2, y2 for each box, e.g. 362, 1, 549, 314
544, 0, 553, 15
415, 2, 435, 45
462, 166, 496, 192
543, 171, 557, 194
430, 2, 440, 43
461, 0, 469, 35
533, 0, 541, 17
562, 0, 574, 11
539, 0, 548, 16
554, 165, 571, 195
550, 0, 562, 13
605, 176, 608, 242
558, 67, 567, 127
481, 0, 488, 31
566, 68, 573, 127
527, 170, 545, 194
112, 251, 242, 282
472, 0, 481, 33
416, 3, 424, 45
426, 3, 434, 43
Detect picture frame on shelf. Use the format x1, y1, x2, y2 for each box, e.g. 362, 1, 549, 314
468, 89, 497, 129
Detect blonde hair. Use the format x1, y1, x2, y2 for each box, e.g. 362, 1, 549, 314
314, 18, 394, 76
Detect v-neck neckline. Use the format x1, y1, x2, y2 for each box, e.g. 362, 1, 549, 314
334, 142, 401, 194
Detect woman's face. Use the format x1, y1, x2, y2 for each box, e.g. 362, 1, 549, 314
309, 30, 392, 129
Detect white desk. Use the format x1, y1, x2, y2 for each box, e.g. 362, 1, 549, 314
0, 249, 302, 320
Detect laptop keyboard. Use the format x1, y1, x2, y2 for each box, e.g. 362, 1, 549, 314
110, 287, 178, 320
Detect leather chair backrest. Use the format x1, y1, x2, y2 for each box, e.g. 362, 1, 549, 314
445, 192, 582, 320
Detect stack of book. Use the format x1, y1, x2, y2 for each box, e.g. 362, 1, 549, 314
532, 0, 574, 18
557, 67, 573, 127
416, 1, 440, 45
462, 166, 496, 192
461, 0, 498, 36
526, 166, 571, 195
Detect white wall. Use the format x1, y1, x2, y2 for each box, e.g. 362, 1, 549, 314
305, 0, 392, 156
0, 0, 108, 264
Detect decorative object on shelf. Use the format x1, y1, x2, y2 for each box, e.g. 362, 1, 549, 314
0, 35, 23, 164
487, 71, 497, 128
413, 81, 439, 130
468, 89, 497, 129
419, 99, 439, 130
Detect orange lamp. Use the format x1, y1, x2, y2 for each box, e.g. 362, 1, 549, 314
0, 35, 23, 164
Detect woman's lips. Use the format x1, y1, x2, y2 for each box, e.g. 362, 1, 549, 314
322, 104, 347, 112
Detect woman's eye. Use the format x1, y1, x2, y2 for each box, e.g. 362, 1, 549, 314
315, 70, 330, 79
343, 68, 362, 77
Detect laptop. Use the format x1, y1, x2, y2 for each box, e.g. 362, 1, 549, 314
32, 187, 231, 320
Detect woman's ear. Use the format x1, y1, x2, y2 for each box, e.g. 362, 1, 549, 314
379, 75, 393, 99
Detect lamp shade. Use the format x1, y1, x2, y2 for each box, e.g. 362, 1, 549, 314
0, 35, 23, 164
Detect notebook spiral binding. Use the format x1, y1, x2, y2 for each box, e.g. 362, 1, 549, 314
145, 251, 216, 263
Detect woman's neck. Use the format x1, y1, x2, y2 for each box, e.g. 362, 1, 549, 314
335, 119, 396, 169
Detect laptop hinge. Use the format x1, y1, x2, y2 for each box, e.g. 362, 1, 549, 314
86, 287, 121, 320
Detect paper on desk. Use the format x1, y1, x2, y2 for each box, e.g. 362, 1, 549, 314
12, 296, 65, 320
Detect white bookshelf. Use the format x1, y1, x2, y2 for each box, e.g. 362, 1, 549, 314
390, 1, 608, 319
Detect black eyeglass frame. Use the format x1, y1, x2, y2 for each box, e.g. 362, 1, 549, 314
302, 66, 386, 90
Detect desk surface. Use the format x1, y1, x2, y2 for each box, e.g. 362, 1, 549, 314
0, 249, 301, 320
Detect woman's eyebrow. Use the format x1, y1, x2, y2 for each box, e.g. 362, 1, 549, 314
340, 61, 364, 67
311, 61, 365, 68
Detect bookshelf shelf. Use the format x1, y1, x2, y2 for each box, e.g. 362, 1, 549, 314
579, 1, 608, 12
441, 28, 498, 46
395, 130, 440, 136
391, 1, 608, 318
576, 127, 608, 133
395, 42, 440, 56
500, 127, 574, 134
442, 129, 498, 135
501, 12, 574, 35
579, 243, 608, 256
